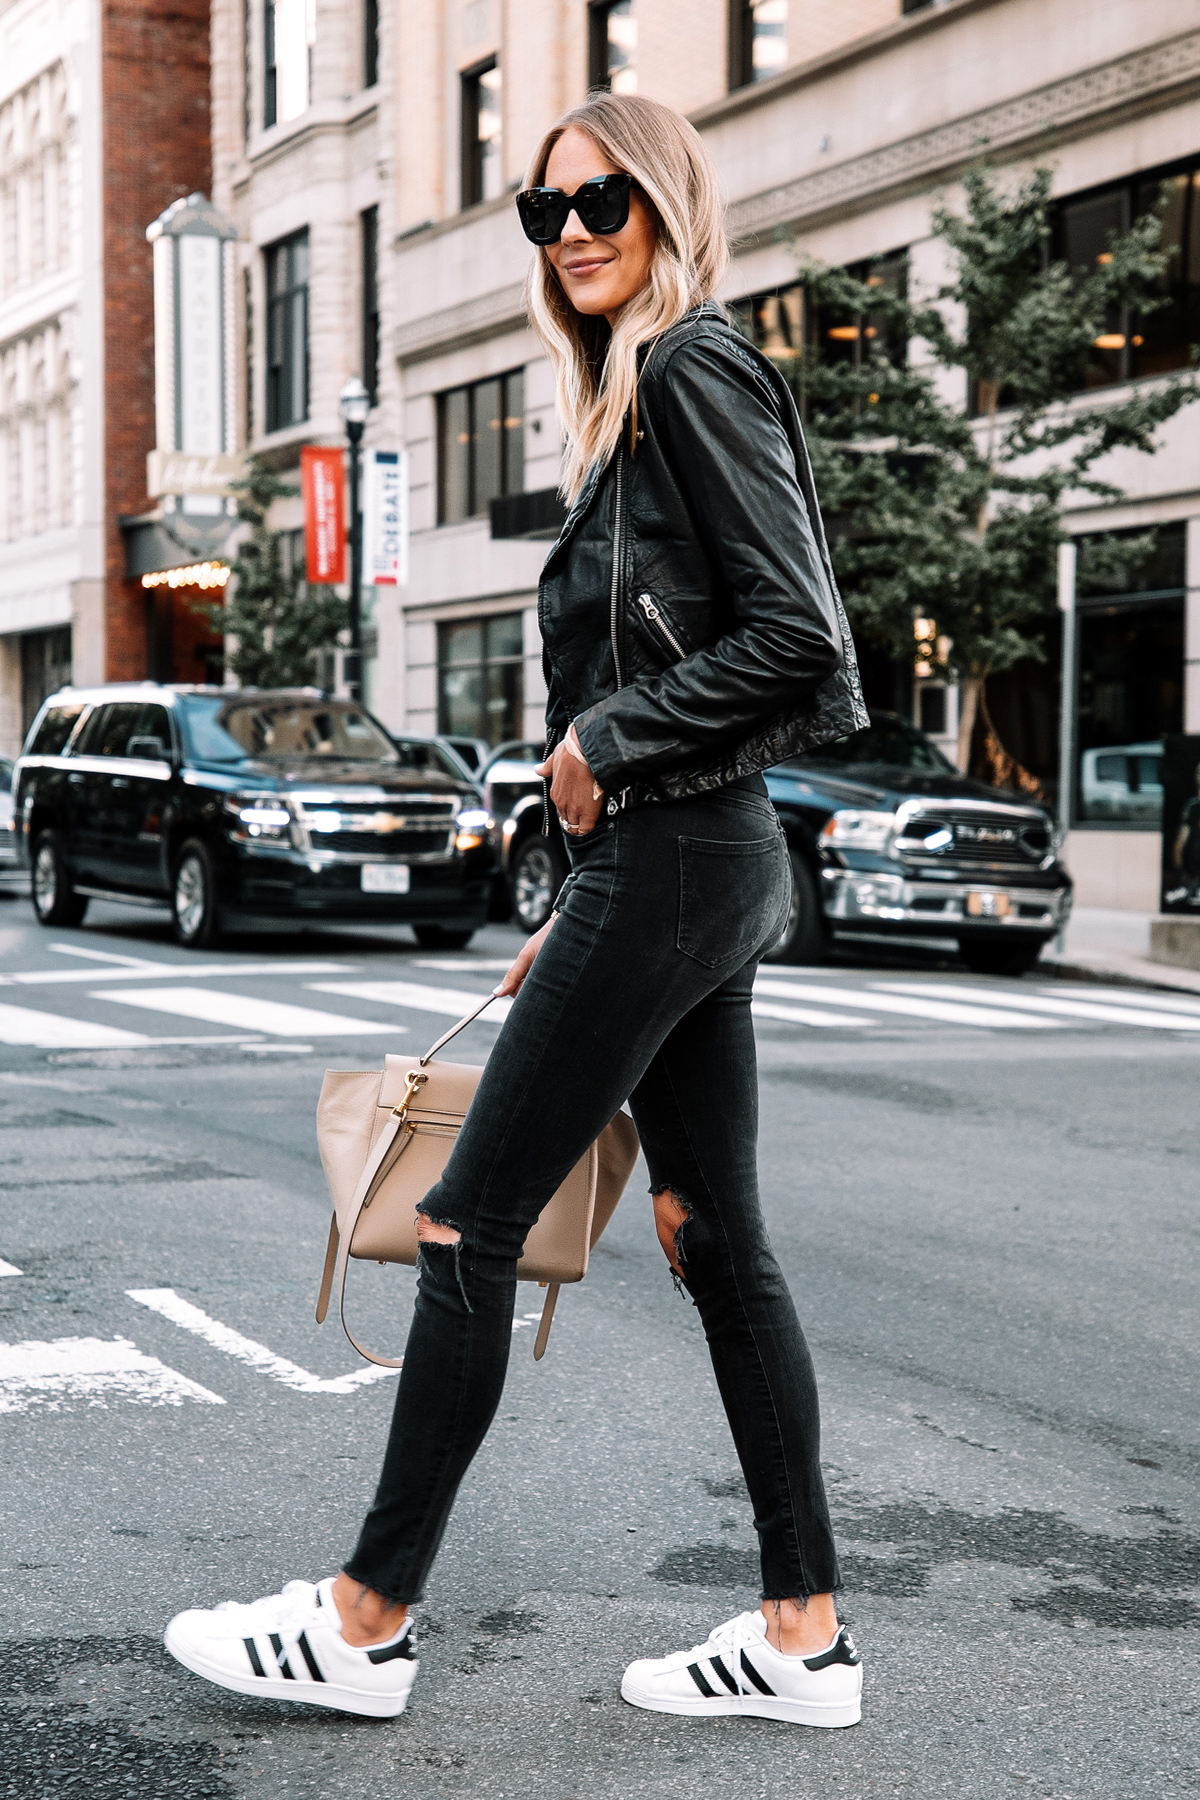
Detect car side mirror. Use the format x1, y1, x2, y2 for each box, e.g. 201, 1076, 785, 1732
127, 735, 167, 761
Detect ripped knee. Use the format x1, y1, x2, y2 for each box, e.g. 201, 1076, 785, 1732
415, 1215, 462, 1246
652, 1187, 690, 1280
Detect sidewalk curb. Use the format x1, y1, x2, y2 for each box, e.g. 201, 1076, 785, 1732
1042, 953, 1200, 997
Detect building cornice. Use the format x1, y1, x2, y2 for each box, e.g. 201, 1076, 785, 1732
394, 281, 529, 366
725, 26, 1200, 244
230, 90, 379, 190
393, 186, 516, 251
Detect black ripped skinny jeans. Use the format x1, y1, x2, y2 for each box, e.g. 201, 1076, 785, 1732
344, 779, 841, 1605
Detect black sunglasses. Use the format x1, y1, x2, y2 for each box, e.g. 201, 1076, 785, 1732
516, 172, 633, 245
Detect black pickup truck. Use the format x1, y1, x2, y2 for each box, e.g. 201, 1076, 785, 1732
14, 684, 496, 949
765, 713, 1071, 975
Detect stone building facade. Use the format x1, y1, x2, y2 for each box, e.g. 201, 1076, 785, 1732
0, 0, 212, 756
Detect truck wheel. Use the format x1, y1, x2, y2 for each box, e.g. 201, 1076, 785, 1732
31, 829, 89, 927
173, 840, 222, 949
511, 835, 565, 934
958, 937, 1046, 977
762, 850, 827, 965
413, 925, 475, 950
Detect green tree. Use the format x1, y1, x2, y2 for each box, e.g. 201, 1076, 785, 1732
779, 164, 1197, 778
201, 456, 349, 688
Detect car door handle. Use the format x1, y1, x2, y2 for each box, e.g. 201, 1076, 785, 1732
111, 777, 129, 789
68, 772, 85, 784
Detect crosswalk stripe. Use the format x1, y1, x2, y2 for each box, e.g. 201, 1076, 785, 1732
308, 980, 513, 1025
751, 1000, 868, 1028
1037, 984, 1200, 1018
127, 1289, 396, 1393
0, 1002, 147, 1048
0, 1260, 23, 1278
92, 988, 406, 1037
0, 1334, 225, 1414
878, 982, 1200, 1032
2, 960, 353, 989
753, 977, 1059, 1029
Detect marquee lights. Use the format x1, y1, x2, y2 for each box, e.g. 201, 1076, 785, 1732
141, 562, 231, 591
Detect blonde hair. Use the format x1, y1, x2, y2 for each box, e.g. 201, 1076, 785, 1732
524, 92, 728, 502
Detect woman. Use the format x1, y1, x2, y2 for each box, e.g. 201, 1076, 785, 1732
164, 91, 868, 1728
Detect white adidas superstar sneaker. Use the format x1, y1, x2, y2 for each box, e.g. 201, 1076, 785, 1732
164, 1577, 418, 1719
620, 1610, 861, 1727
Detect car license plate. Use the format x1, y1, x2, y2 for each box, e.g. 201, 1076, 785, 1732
966, 890, 1011, 917
361, 863, 410, 894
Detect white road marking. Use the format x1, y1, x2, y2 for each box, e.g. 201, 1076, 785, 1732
127, 1288, 397, 1392
93, 988, 406, 1037
309, 980, 513, 1024
1037, 984, 1200, 1018
753, 976, 1059, 1029
0, 1259, 23, 1277
0, 1335, 225, 1414
878, 982, 1200, 1032
752, 1000, 869, 1028
50, 944, 157, 965
0, 1003, 149, 1049
1, 960, 353, 989
414, 959, 517, 972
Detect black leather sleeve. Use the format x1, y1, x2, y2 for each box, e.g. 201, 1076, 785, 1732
572, 334, 845, 792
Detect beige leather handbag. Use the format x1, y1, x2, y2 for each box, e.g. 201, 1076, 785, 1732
315, 994, 640, 1367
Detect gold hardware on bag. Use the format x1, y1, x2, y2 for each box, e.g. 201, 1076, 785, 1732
392, 1069, 428, 1120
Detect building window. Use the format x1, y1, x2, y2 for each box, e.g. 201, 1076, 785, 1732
438, 614, 525, 748
244, 267, 254, 442
1073, 524, 1186, 827
264, 0, 313, 129
364, 0, 379, 87
438, 370, 525, 524
361, 207, 379, 406
729, 251, 907, 417
1053, 153, 1200, 393
729, 0, 787, 90
461, 59, 502, 208
20, 627, 72, 742
589, 2, 637, 93
265, 229, 309, 432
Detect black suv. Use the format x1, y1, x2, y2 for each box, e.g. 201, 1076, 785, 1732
14, 685, 496, 949
765, 713, 1072, 976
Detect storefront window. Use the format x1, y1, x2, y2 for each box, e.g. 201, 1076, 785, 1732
1074, 524, 1186, 826
437, 613, 524, 747
729, 252, 907, 418
437, 369, 524, 524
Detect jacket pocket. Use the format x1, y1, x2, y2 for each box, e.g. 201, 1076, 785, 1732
677, 832, 787, 969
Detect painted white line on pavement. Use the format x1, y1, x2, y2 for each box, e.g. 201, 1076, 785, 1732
309, 980, 513, 1024
2, 960, 354, 988
50, 944, 158, 965
93, 988, 406, 1037
1038, 984, 1200, 1018
754, 977, 1060, 1029
0, 1335, 225, 1414
414, 959, 518, 972
0, 1259, 23, 1277
127, 1288, 397, 1393
0, 1003, 149, 1048
752, 1000, 869, 1028
877, 982, 1200, 1032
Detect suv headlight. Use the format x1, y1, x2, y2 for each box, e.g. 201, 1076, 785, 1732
455, 807, 493, 851
820, 809, 896, 853
224, 793, 294, 843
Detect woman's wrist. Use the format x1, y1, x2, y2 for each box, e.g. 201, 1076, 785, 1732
564, 724, 589, 766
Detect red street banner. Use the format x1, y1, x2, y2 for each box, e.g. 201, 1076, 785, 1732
301, 445, 345, 583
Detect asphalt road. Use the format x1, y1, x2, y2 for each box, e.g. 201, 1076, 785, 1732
0, 895, 1197, 1800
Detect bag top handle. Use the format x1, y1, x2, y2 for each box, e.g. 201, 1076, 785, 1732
419, 991, 501, 1065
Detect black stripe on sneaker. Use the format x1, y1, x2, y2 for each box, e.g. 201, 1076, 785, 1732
738, 1651, 776, 1696
687, 1661, 717, 1698
707, 1655, 740, 1694
366, 1632, 416, 1664
296, 1632, 325, 1682
244, 1638, 266, 1678
269, 1632, 296, 1679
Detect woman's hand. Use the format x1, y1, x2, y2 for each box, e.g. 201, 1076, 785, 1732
494, 915, 557, 997
537, 737, 604, 837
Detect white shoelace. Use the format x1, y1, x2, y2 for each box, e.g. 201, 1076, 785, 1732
215, 1581, 320, 1675
689, 1612, 756, 1710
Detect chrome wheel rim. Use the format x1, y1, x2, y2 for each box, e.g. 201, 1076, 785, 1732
514, 844, 555, 928
175, 855, 206, 939
33, 842, 57, 917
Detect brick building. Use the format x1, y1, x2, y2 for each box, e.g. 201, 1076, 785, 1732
0, 0, 216, 755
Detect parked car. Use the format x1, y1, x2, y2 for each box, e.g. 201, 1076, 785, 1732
765, 712, 1072, 975
0, 754, 25, 893
439, 735, 491, 776
14, 685, 496, 950
1078, 741, 1163, 822
388, 731, 485, 789
478, 742, 565, 931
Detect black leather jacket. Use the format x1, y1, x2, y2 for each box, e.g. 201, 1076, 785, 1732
539, 302, 868, 804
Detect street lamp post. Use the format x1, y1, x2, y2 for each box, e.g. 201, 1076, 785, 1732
338, 376, 371, 701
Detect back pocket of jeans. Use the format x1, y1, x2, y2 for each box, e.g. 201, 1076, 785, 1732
677, 833, 786, 969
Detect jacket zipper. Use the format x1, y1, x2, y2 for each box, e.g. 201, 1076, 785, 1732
609, 453, 625, 688
637, 593, 685, 660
